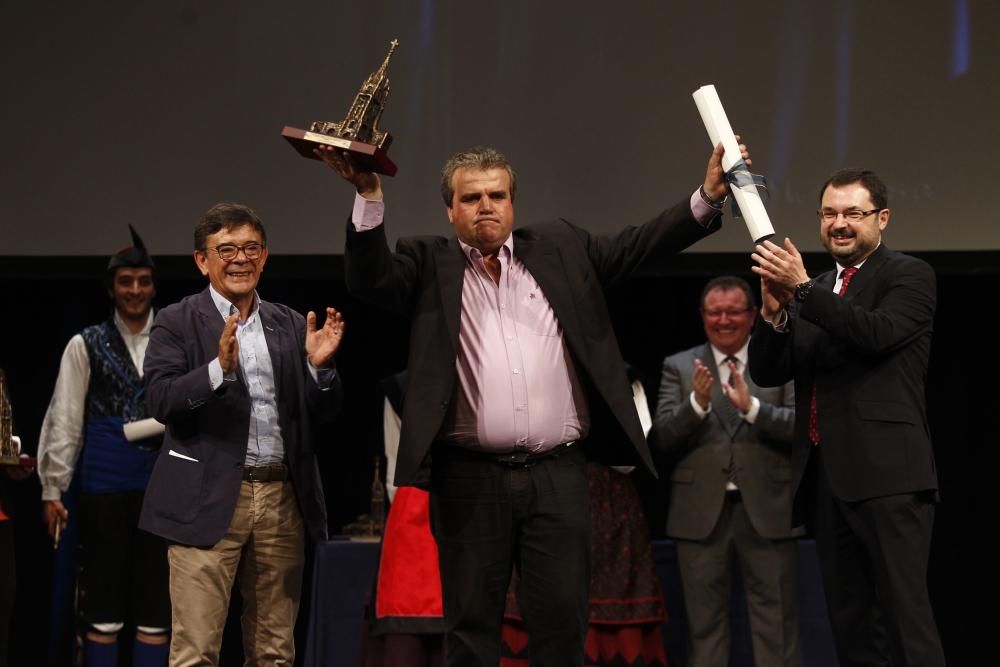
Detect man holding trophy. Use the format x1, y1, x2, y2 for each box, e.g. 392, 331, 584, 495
316, 131, 748, 665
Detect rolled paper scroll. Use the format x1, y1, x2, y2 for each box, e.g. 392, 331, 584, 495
692, 84, 775, 244
123, 418, 165, 442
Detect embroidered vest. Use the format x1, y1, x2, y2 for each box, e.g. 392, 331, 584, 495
79, 318, 159, 494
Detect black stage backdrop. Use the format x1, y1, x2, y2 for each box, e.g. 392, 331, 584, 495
0, 250, 991, 665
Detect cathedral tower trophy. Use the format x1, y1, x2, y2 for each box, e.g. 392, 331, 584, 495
282, 39, 400, 175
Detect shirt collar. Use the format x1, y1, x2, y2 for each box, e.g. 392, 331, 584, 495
457, 234, 514, 263
113, 308, 153, 340
710, 341, 749, 370
209, 284, 260, 325
835, 241, 878, 276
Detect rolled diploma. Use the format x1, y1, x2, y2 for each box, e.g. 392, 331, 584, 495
123, 418, 165, 442
692, 84, 775, 243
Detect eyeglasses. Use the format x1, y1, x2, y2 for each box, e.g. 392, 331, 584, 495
202, 242, 265, 261
817, 208, 882, 223
702, 308, 752, 319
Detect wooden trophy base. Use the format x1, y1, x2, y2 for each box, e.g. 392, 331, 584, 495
0, 454, 34, 467
281, 126, 398, 176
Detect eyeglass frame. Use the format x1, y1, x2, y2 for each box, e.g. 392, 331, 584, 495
816, 208, 883, 223
701, 307, 754, 319
199, 242, 267, 261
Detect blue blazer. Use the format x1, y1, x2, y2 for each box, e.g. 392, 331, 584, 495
138, 288, 341, 547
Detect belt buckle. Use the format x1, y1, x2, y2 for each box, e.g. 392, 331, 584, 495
245, 464, 281, 482
497, 450, 532, 466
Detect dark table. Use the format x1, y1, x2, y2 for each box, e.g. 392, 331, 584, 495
304, 539, 836, 666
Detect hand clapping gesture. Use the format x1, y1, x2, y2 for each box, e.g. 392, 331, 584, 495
305, 307, 346, 369
692, 358, 714, 411
721, 359, 751, 414
218, 314, 240, 376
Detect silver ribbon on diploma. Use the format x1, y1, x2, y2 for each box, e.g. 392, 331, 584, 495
692, 84, 775, 244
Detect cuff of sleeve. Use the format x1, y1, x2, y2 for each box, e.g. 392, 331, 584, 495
352, 193, 385, 231
41, 486, 62, 502
209, 358, 236, 392
690, 391, 710, 418
308, 360, 337, 388
690, 188, 722, 226
743, 396, 761, 423
765, 309, 790, 332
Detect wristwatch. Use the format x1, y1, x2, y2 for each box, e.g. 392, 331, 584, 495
698, 185, 727, 209
794, 279, 815, 302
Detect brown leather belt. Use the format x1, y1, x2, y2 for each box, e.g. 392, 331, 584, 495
241, 463, 288, 482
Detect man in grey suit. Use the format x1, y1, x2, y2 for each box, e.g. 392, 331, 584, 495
653, 276, 801, 667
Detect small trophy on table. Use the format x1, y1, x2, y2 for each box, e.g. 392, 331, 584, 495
339, 456, 386, 541
1, 370, 22, 465
282, 39, 400, 176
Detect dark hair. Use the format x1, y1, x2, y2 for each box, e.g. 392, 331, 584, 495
700, 275, 755, 310
819, 168, 888, 210
440, 146, 517, 206
194, 202, 267, 250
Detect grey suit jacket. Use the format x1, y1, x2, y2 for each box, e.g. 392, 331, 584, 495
652, 342, 801, 540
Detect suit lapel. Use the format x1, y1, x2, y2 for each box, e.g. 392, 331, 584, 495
514, 235, 583, 347
259, 302, 284, 404
842, 243, 889, 301
196, 288, 227, 361
815, 268, 836, 293
435, 240, 466, 355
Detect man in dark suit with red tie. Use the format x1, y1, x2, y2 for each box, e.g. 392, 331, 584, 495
748, 168, 945, 666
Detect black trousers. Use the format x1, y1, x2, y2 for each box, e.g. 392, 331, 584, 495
78, 491, 171, 629
429, 444, 590, 667
814, 456, 945, 667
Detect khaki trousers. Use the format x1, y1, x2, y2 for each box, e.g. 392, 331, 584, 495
167, 480, 305, 667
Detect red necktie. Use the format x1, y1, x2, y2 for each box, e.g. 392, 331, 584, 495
808, 267, 858, 446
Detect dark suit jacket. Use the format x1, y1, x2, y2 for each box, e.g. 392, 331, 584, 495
653, 343, 801, 540
138, 288, 341, 547
346, 198, 719, 487
748, 244, 938, 505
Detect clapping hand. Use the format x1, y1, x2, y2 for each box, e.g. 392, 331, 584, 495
306, 307, 346, 369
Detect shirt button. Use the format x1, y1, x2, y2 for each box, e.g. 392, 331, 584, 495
512, 369, 520, 374
506, 335, 513, 340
